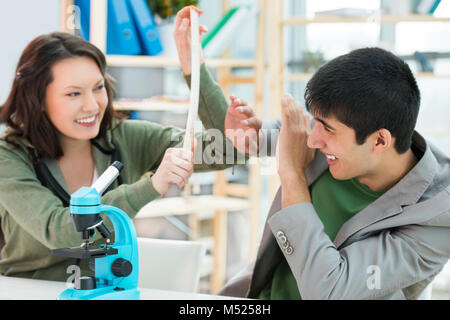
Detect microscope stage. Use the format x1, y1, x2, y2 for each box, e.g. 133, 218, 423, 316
52, 246, 118, 259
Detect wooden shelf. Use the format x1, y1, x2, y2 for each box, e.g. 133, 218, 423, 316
283, 72, 450, 82
282, 14, 450, 25
114, 99, 189, 112
135, 195, 250, 219
107, 55, 257, 68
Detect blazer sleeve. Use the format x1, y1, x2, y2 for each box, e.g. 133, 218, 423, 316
267, 202, 450, 300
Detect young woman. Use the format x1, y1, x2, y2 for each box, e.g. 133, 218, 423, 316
0, 6, 249, 282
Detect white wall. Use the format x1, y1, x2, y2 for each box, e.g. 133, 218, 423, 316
0, 0, 60, 104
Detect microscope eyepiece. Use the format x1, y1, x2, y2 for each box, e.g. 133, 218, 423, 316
111, 161, 124, 172
91, 161, 123, 196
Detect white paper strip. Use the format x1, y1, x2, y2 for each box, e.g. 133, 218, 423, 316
183, 8, 200, 157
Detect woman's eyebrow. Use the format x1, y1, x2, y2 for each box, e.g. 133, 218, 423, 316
65, 78, 104, 90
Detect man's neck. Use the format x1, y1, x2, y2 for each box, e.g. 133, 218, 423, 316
357, 148, 418, 192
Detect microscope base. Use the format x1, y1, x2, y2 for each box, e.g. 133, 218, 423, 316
58, 285, 140, 300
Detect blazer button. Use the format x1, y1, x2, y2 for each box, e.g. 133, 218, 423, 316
276, 231, 285, 239
286, 246, 294, 255
282, 240, 289, 249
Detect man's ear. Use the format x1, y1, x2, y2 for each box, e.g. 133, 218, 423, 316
372, 129, 392, 154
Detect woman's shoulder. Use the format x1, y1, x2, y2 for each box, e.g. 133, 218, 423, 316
0, 134, 30, 157
112, 118, 168, 132
108, 118, 183, 153
0, 136, 33, 171
111, 118, 180, 140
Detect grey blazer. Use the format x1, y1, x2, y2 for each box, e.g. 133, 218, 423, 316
220, 123, 450, 300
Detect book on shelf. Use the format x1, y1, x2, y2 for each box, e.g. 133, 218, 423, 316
74, 0, 90, 40
74, 0, 164, 56
107, 0, 142, 55
414, 51, 434, 72
201, 5, 258, 58
416, 0, 441, 14
314, 8, 378, 18
126, 0, 163, 56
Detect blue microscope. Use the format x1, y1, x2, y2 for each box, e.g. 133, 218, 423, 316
52, 161, 140, 300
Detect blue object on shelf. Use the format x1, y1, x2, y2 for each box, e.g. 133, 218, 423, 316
129, 111, 140, 120
107, 0, 142, 55
127, 0, 163, 56
74, 0, 90, 41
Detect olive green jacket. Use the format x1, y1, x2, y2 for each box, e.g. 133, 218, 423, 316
0, 64, 238, 281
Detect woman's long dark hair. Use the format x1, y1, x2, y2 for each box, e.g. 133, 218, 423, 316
1, 32, 116, 159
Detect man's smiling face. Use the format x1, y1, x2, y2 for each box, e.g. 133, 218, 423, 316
307, 113, 379, 181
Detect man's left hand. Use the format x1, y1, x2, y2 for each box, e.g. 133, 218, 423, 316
276, 93, 315, 207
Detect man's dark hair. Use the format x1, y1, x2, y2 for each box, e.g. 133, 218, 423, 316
304, 47, 420, 154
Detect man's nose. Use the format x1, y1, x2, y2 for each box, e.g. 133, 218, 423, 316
307, 125, 325, 149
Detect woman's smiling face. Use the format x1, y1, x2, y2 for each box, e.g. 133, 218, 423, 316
45, 56, 108, 145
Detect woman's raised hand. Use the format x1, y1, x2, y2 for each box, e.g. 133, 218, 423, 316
174, 5, 208, 75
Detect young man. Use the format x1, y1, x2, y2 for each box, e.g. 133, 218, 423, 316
221, 47, 450, 299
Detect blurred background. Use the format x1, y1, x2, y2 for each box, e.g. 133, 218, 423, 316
0, 0, 448, 299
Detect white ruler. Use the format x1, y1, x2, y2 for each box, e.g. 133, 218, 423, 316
182, 8, 200, 157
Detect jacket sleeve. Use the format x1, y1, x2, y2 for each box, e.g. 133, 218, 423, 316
0, 145, 160, 249
268, 202, 450, 300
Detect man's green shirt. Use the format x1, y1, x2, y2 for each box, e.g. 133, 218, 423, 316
259, 169, 386, 299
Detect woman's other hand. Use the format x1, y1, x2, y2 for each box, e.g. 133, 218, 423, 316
151, 146, 195, 195
225, 95, 263, 156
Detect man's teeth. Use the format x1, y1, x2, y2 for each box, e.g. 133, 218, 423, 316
76, 115, 96, 124
326, 155, 337, 160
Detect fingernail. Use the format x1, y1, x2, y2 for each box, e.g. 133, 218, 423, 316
236, 107, 243, 112
242, 120, 248, 125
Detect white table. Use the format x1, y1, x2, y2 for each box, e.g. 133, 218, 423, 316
0, 275, 237, 300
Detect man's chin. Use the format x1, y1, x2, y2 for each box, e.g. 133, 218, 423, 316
329, 166, 351, 181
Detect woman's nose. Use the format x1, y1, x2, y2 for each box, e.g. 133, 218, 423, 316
82, 92, 99, 113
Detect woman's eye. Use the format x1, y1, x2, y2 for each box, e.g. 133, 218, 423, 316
67, 92, 80, 97
95, 85, 104, 91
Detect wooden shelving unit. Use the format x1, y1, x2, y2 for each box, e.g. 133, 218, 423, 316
113, 99, 189, 112
283, 72, 450, 82
282, 14, 450, 24
107, 55, 257, 68
60, 0, 265, 294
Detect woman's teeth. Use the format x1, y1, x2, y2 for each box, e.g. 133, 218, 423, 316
326, 155, 337, 160
76, 115, 96, 124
